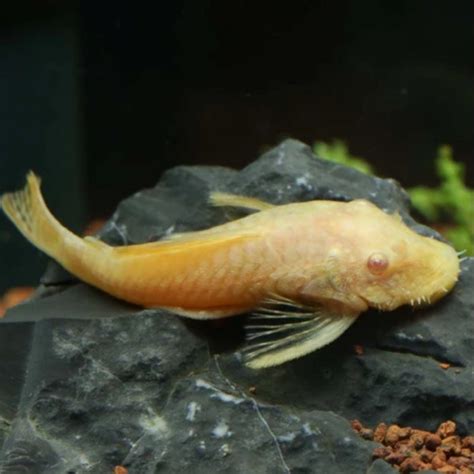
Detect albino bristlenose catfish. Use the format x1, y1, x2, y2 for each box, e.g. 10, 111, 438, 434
1, 172, 460, 368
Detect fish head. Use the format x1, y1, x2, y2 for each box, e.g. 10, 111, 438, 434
342, 200, 460, 311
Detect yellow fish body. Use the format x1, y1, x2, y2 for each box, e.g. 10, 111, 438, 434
1, 173, 460, 368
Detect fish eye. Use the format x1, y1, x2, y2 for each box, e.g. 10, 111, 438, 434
367, 252, 389, 274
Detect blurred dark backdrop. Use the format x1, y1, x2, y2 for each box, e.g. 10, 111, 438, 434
1, 0, 473, 292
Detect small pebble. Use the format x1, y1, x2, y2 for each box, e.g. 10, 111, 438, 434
351, 419, 362, 432
462, 436, 474, 449
437, 465, 457, 474
385, 425, 402, 445
432, 453, 447, 469
354, 344, 364, 355
399, 456, 429, 473
360, 428, 373, 440
425, 433, 442, 450
437, 420, 456, 438
373, 423, 388, 443
114, 467, 128, 474
447, 455, 471, 468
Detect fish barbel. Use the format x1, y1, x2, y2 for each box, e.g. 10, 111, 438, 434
0, 172, 460, 368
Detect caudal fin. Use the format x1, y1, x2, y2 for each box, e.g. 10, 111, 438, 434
0, 172, 67, 258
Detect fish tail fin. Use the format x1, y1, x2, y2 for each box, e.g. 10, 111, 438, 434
1, 171, 73, 258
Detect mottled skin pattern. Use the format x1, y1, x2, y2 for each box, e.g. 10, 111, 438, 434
1, 174, 460, 319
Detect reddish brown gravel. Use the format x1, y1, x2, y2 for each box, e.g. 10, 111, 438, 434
352, 419, 474, 473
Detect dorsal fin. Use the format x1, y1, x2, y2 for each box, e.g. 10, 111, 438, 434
209, 192, 275, 212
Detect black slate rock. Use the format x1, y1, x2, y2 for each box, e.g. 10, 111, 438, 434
1, 139, 472, 473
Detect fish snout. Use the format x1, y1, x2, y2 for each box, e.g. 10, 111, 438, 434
419, 242, 460, 305
431, 243, 460, 300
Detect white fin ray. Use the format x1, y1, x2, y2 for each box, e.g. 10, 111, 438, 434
243, 297, 358, 369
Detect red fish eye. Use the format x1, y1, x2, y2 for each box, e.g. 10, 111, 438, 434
367, 253, 389, 274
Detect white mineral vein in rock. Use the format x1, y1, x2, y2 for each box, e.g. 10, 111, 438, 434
186, 401, 201, 421
395, 331, 425, 342
195, 379, 244, 405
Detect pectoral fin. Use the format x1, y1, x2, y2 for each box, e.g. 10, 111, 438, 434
243, 297, 358, 369
209, 192, 275, 212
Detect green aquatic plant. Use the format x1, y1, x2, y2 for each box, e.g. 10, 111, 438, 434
313, 140, 473, 255
409, 145, 473, 256
313, 139, 374, 175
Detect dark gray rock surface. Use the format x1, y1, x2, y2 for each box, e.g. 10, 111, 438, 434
1, 139, 472, 473
367, 459, 398, 474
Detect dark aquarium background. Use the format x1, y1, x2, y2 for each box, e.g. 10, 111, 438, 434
0, 0, 473, 292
